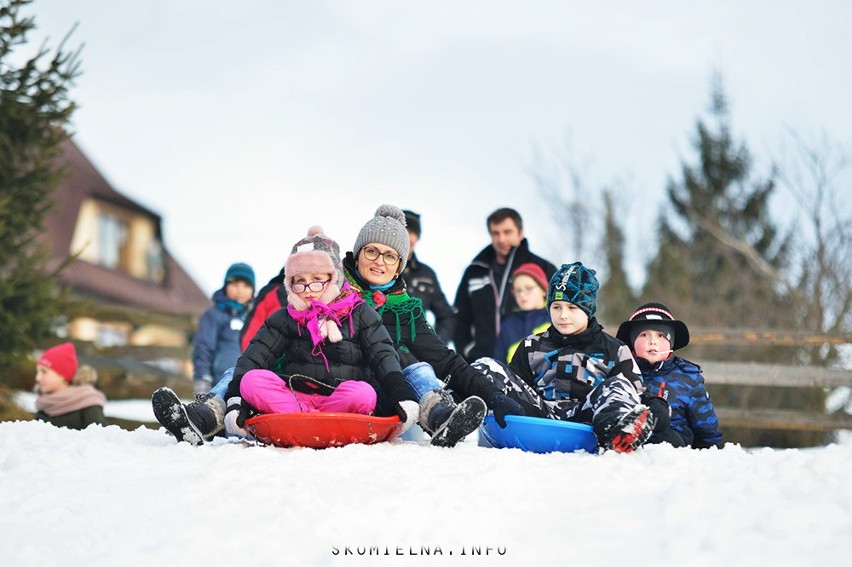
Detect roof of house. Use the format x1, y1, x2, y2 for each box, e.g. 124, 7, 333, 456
43, 138, 210, 315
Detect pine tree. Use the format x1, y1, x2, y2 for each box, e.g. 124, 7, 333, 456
643, 75, 794, 342
598, 190, 636, 324
0, 0, 80, 370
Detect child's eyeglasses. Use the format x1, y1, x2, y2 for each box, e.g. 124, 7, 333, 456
291, 280, 331, 293
362, 246, 400, 265
513, 286, 541, 295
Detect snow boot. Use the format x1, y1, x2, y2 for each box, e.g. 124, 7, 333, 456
151, 387, 225, 446
595, 404, 656, 453
419, 389, 487, 448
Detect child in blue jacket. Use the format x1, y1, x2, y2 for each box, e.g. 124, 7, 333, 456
616, 302, 724, 449
192, 262, 255, 394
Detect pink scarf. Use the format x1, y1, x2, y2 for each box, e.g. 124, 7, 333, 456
287, 281, 365, 370
35, 384, 106, 417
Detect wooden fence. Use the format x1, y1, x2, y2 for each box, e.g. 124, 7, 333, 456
700, 361, 852, 432
688, 329, 852, 435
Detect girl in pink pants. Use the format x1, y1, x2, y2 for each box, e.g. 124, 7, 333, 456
240, 369, 377, 415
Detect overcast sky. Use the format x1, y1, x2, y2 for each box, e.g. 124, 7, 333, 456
30, 0, 852, 298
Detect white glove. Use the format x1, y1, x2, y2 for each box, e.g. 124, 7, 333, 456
224, 397, 251, 438
392, 400, 420, 438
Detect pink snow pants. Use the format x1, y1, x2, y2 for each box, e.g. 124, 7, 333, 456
239, 369, 377, 415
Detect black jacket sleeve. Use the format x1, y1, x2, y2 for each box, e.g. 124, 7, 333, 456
406, 314, 501, 403
356, 305, 417, 403
227, 308, 291, 400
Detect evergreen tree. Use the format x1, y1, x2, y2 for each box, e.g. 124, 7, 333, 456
0, 0, 80, 369
643, 76, 794, 342
598, 189, 636, 324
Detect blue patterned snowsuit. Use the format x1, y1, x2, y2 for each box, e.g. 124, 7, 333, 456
640, 356, 723, 449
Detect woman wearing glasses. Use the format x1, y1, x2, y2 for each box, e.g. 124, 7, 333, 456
342, 205, 525, 447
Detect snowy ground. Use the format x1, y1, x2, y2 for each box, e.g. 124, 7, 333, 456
4, 398, 852, 567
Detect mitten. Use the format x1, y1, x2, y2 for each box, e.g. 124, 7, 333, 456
392, 400, 420, 437
644, 396, 670, 433
224, 396, 252, 438
485, 391, 526, 428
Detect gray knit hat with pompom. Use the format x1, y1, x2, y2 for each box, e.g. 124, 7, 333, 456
353, 204, 410, 272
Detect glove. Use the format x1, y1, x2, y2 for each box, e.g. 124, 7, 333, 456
486, 391, 526, 428
224, 396, 252, 438
392, 400, 420, 438
644, 396, 670, 433
194, 376, 212, 395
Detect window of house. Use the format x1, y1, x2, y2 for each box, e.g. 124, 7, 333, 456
98, 212, 129, 269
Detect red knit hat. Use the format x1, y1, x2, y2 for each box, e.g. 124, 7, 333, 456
512, 263, 549, 291
37, 342, 78, 382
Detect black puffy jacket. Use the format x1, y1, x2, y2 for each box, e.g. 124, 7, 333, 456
227, 299, 416, 412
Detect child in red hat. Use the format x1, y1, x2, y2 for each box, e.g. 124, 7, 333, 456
494, 262, 551, 362
35, 342, 107, 430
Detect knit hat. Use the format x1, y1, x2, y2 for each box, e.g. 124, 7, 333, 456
37, 342, 78, 383
402, 209, 421, 238
225, 262, 255, 289
616, 302, 690, 351
285, 226, 345, 309
512, 263, 548, 291
547, 262, 599, 319
353, 204, 410, 272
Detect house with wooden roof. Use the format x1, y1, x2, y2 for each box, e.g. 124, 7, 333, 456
43, 138, 209, 352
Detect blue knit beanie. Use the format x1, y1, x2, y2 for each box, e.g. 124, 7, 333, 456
224, 262, 255, 289
547, 262, 599, 319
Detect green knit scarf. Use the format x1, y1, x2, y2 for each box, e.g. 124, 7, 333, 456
346, 271, 424, 345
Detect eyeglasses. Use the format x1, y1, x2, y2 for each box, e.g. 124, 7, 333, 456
513, 286, 541, 296
291, 279, 330, 293
362, 246, 400, 266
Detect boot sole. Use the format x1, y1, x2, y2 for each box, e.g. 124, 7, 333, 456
151, 388, 204, 446
430, 396, 487, 448
608, 407, 654, 453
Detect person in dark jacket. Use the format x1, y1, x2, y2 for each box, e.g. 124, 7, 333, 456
153, 228, 419, 445
192, 262, 255, 394
453, 207, 556, 362
472, 263, 660, 453
344, 205, 524, 447
616, 302, 724, 449
34, 342, 107, 430
401, 209, 457, 344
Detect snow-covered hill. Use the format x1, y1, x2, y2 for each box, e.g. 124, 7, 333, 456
1, 419, 851, 567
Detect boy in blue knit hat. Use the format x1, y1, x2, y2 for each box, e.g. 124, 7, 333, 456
473, 262, 657, 452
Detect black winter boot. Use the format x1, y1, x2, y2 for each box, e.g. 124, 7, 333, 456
594, 404, 656, 453
419, 389, 487, 448
152, 387, 226, 446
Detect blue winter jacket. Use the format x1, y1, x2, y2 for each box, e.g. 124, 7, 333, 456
639, 356, 724, 449
192, 288, 251, 386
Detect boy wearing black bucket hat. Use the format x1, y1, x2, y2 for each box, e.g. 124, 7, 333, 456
472, 262, 658, 453
617, 303, 723, 449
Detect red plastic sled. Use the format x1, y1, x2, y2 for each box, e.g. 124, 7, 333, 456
244, 412, 401, 449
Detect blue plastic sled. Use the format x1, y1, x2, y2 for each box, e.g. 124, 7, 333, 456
479, 415, 598, 454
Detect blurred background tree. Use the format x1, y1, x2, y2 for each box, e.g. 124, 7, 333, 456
641, 74, 796, 363
0, 0, 80, 373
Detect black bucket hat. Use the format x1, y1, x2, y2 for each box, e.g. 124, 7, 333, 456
616, 302, 690, 351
